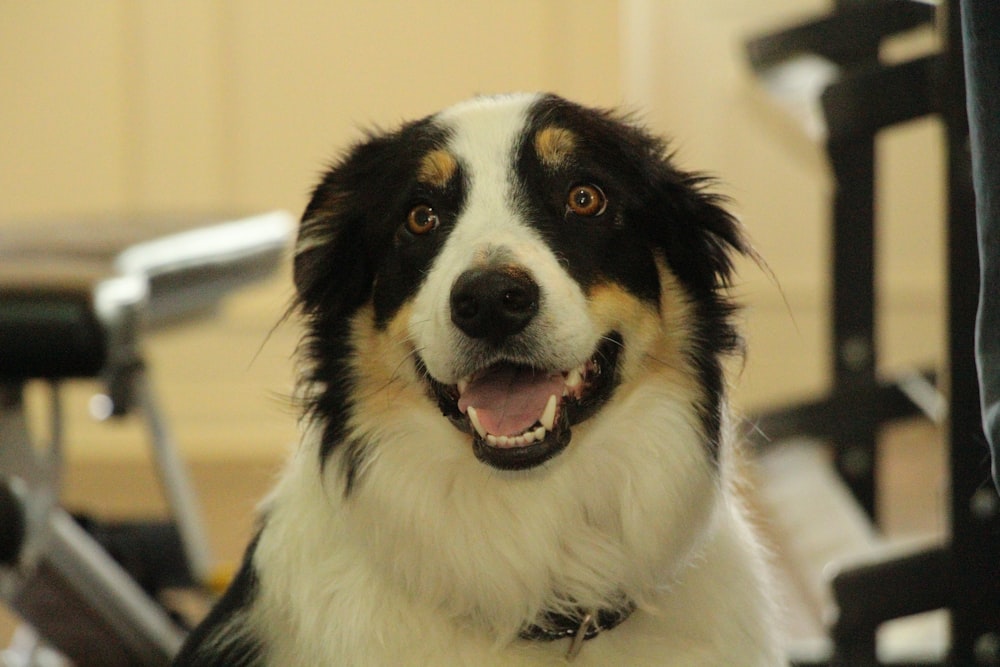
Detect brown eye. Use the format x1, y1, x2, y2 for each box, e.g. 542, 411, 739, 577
566, 184, 607, 217
406, 204, 439, 235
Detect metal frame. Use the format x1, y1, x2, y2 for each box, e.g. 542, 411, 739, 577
1, 381, 185, 666
0, 211, 294, 665
746, 1, 1000, 664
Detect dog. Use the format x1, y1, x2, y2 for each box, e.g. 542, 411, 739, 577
174, 93, 783, 666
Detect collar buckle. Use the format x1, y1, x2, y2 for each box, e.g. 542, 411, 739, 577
565, 612, 595, 661
518, 599, 636, 661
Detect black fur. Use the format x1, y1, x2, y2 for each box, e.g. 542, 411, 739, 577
173, 534, 263, 666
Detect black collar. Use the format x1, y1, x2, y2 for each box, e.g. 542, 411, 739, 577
518, 600, 636, 659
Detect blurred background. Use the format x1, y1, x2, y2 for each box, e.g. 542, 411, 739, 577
0, 0, 949, 654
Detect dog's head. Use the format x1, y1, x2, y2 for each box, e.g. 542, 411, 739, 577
294, 93, 749, 479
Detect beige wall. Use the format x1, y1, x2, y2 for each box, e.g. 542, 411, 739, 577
2, 2, 947, 458
1, 1, 623, 220
2, 1, 944, 301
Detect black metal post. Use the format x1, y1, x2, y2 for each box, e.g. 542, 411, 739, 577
827, 136, 880, 519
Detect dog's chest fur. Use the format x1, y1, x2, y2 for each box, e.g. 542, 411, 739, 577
174, 93, 783, 666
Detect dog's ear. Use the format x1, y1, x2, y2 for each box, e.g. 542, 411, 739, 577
293, 121, 444, 322
557, 102, 755, 295
294, 173, 373, 321
642, 165, 755, 295
293, 131, 407, 322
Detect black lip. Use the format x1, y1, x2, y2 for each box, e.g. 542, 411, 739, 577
418, 332, 623, 470
471, 408, 572, 470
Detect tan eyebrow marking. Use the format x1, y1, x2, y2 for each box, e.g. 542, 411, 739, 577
417, 149, 458, 188
534, 126, 578, 168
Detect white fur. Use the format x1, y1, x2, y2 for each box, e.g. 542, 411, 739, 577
251, 382, 781, 665
250, 366, 782, 664
244, 95, 784, 665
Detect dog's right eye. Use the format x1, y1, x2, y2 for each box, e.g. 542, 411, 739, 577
406, 204, 439, 235
566, 184, 607, 218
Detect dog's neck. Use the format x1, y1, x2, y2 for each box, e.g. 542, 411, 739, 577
518, 599, 636, 660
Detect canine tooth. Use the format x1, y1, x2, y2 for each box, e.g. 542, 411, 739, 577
467, 407, 487, 438
566, 367, 583, 390
458, 378, 469, 394
541, 394, 557, 431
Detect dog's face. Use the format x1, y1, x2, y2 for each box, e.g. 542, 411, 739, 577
294, 93, 747, 482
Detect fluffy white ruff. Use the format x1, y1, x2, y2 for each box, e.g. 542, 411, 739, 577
247, 317, 781, 664
248, 409, 780, 665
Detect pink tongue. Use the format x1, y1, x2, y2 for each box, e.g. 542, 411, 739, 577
457, 366, 564, 437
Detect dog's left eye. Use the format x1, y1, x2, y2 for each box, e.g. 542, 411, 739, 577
566, 184, 607, 217
406, 204, 439, 235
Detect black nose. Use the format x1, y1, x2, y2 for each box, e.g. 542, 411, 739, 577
450, 267, 540, 341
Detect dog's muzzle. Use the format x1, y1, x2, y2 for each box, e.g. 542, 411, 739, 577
418, 265, 622, 471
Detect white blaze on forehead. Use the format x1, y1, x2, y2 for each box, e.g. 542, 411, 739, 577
409, 94, 599, 383
435, 94, 538, 238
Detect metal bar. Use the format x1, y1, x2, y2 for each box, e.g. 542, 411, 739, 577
828, 136, 880, 518
821, 56, 938, 141
10, 508, 184, 665
1, 381, 185, 665
746, 0, 934, 71
748, 369, 937, 445
830, 546, 949, 665
134, 368, 213, 585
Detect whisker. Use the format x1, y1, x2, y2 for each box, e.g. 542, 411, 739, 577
599, 334, 625, 350
640, 351, 686, 374
357, 342, 427, 403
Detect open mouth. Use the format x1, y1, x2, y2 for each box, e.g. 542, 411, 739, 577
420, 333, 623, 470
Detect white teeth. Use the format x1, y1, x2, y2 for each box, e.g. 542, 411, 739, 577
457, 378, 469, 395
565, 367, 583, 390
480, 425, 548, 449
473, 409, 552, 449
541, 394, 557, 431
467, 406, 487, 438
